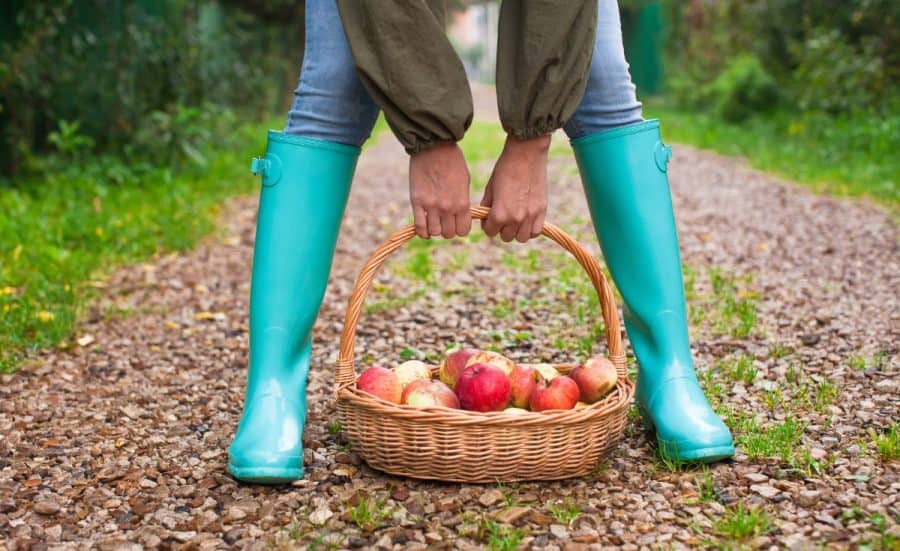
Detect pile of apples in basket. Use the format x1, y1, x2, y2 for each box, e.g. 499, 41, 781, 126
357, 348, 617, 413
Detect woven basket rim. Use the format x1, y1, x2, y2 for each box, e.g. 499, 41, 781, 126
336, 378, 634, 427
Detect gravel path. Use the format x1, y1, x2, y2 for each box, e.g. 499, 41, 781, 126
2, 95, 898, 549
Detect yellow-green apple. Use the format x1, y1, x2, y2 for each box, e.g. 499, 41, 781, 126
465, 351, 516, 377
533, 363, 560, 381
508, 364, 540, 408
455, 363, 511, 412
439, 348, 480, 389
393, 360, 432, 389
357, 367, 402, 404
529, 375, 579, 412
570, 355, 618, 403
503, 407, 530, 414
401, 379, 460, 409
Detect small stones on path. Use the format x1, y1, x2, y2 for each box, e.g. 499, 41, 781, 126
478, 488, 504, 507
494, 505, 532, 524
309, 507, 333, 526
744, 472, 769, 483
751, 484, 781, 499
798, 490, 822, 507
33, 500, 61, 515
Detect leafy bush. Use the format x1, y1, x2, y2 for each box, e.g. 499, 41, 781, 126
792, 28, 886, 113
702, 55, 779, 122
661, 0, 898, 116
0, 0, 301, 178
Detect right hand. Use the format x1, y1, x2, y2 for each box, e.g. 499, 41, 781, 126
408, 143, 472, 239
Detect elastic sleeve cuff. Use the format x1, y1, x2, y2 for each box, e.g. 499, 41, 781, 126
403, 138, 460, 155
504, 120, 561, 141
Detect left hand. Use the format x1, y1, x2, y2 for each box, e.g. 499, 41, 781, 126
480, 133, 550, 243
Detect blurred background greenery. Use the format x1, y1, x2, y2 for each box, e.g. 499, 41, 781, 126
0, 0, 897, 371
0, 0, 304, 177
0, 0, 306, 370
637, 0, 898, 203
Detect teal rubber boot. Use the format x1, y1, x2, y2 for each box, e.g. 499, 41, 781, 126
228, 132, 359, 483
572, 120, 734, 463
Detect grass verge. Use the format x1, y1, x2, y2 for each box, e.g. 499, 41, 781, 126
1, 117, 392, 373
645, 101, 898, 206
0, 122, 270, 371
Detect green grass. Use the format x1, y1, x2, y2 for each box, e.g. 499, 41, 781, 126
645, 101, 899, 206
694, 470, 718, 504
736, 416, 804, 462
479, 518, 526, 551
0, 121, 274, 372
0, 115, 394, 373
326, 421, 343, 437
688, 266, 759, 339
873, 423, 899, 462
717, 354, 757, 385
712, 503, 773, 541
547, 498, 581, 528
346, 495, 393, 532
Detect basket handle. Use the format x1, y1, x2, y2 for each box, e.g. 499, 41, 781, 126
334, 205, 626, 396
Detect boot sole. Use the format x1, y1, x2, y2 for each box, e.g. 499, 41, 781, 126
637, 404, 735, 464
660, 444, 735, 464
228, 464, 303, 484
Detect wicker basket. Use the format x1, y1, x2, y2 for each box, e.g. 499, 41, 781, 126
333, 206, 635, 483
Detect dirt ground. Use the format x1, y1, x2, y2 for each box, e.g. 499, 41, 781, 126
1, 88, 898, 549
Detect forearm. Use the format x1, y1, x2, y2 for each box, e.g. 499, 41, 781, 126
336, 0, 474, 154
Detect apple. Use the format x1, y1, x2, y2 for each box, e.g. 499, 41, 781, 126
570, 355, 618, 403
357, 367, 402, 404
576, 401, 590, 408
455, 363, 511, 412
503, 407, 530, 414
439, 348, 480, 389
401, 379, 460, 409
393, 360, 432, 389
465, 351, 516, 376
508, 364, 540, 409
533, 363, 560, 381
529, 375, 580, 412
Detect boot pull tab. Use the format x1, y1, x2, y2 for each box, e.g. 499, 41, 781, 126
653, 141, 673, 173
250, 154, 283, 187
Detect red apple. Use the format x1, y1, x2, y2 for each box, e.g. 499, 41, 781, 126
529, 375, 580, 412
465, 351, 516, 377
393, 360, 431, 389
570, 355, 618, 403
357, 367, 402, 404
439, 348, 480, 389
455, 363, 511, 412
508, 364, 540, 409
401, 379, 460, 409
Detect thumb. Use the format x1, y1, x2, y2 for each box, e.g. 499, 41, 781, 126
480, 180, 494, 207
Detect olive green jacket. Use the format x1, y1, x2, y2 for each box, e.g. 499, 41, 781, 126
336, 1, 597, 154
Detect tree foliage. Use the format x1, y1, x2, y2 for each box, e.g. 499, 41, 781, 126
663, 0, 898, 116
0, 0, 304, 178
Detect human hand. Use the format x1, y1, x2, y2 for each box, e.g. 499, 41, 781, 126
480, 134, 550, 242
409, 143, 472, 239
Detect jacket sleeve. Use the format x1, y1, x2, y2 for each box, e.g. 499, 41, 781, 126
336, 0, 474, 154
496, 1, 598, 139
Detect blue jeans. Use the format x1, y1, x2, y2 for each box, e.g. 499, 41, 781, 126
285, 0, 643, 145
